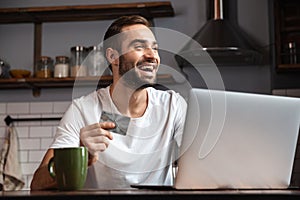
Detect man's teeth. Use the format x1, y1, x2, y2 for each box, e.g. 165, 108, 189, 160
139, 66, 154, 71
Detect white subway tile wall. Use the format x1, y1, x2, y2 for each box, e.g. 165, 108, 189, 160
0, 101, 70, 190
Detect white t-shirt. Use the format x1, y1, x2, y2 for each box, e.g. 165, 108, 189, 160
50, 86, 187, 189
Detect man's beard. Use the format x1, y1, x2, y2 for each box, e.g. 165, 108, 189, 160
118, 55, 158, 90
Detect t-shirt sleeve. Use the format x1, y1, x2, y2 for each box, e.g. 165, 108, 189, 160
50, 91, 103, 149
50, 101, 85, 148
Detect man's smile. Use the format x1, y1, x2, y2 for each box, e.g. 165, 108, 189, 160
137, 62, 158, 71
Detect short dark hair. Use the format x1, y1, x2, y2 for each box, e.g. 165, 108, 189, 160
103, 15, 151, 52
103, 15, 151, 71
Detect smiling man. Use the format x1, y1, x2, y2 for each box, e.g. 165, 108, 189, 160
31, 15, 187, 190
116, 26, 160, 85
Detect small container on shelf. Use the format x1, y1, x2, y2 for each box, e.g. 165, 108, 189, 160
70, 46, 87, 77
36, 56, 53, 78
9, 69, 31, 78
0, 59, 10, 79
54, 56, 69, 78
86, 46, 110, 76
288, 42, 297, 64
282, 42, 300, 65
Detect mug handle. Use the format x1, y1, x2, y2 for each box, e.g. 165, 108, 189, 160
48, 157, 56, 178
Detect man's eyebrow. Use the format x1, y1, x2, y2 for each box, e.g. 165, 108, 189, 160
128, 39, 158, 48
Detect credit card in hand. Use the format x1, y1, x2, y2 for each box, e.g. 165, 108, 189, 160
100, 111, 130, 135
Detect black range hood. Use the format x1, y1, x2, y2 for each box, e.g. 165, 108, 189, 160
176, 0, 263, 66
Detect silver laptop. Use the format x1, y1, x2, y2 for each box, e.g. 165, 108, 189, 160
175, 88, 300, 189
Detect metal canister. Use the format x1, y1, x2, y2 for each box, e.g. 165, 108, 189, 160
0, 59, 10, 79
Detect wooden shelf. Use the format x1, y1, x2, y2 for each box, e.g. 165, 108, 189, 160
0, 2, 174, 23
282, 27, 300, 33
0, 1, 174, 76
0, 2, 175, 96
0, 74, 175, 96
0, 76, 112, 96
277, 64, 300, 70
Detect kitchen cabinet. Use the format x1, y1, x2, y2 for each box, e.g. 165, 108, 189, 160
274, 0, 300, 71
0, 1, 174, 96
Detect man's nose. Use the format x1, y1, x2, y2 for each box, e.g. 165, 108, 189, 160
144, 47, 156, 58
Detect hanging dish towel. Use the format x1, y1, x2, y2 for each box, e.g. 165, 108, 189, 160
0, 125, 24, 191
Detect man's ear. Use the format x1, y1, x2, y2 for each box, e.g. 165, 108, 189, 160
106, 48, 119, 65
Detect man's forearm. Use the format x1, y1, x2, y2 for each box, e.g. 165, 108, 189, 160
30, 165, 57, 190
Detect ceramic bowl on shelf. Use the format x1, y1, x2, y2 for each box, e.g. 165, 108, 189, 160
9, 69, 31, 78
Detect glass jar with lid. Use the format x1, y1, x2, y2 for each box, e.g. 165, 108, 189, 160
86, 46, 110, 76
36, 56, 53, 78
54, 56, 69, 78
70, 46, 87, 77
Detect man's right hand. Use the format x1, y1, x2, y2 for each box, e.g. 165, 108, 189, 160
80, 122, 115, 164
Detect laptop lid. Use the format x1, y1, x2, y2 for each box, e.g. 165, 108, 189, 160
175, 88, 300, 189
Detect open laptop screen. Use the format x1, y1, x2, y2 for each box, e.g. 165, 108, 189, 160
175, 88, 300, 190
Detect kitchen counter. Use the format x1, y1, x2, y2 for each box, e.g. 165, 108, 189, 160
1, 189, 300, 200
